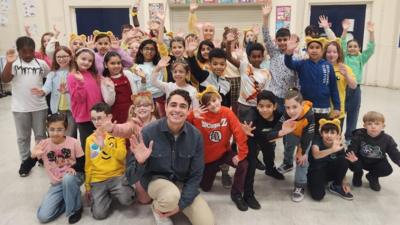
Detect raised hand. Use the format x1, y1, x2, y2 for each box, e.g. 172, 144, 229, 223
252, 24, 260, 36
24, 25, 32, 37
129, 134, 153, 165
193, 105, 208, 119
285, 34, 299, 54
31, 87, 45, 96
5, 49, 18, 63
241, 121, 255, 137
281, 118, 297, 136
331, 137, 344, 153
345, 151, 358, 162
185, 36, 199, 56
110, 35, 120, 49
367, 21, 374, 32
100, 120, 117, 133
226, 32, 235, 43
156, 56, 171, 69
262, 0, 272, 16
338, 63, 347, 76
156, 11, 165, 25
190, 1, 199, 14
101, 77, 115, 87
318, 15, 330, 29
86, 35, 95, 49
32, 141, 47, 158
342, 19, 351, 31
73, 71, 84, 82
53, 24, 61, 39
234, 47, 244, 61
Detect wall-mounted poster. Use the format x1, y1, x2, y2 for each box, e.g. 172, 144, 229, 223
275, 5, 291, 32
149, 3, 164, 20
22, 0, 36, 17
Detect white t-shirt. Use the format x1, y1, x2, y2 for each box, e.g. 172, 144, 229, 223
152, 80, 199, 108
11, 58, 50, 112
238, 60, 271, 107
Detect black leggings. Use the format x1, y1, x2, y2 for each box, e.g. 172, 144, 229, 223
307, 156, 348, 201
77, 121, 96, 150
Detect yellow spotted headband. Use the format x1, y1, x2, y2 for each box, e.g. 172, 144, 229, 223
69, 33, 86, 44
319, 118, 341, 134
93, 30, 114, 38
305, 37, 329, 48
196, 85, 221, 103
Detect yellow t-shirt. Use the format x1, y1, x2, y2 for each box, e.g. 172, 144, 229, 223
331, 64, 356, 119
84, 133, 127, 191
58, 78, 69, 111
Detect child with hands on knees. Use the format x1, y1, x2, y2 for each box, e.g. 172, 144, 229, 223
346, 111, 400, 192
1, 36, 50, 177
32, 113, 85, 224
85, 103, 135, 220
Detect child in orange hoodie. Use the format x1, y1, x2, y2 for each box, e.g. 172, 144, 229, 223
187, 85, 249, 211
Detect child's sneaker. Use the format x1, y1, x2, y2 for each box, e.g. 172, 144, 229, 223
328, 184, 354, 200
352, 171, 363, 187
68, 207, 82, 224
277, 163, 293, 174
366, 173, 381, 191
265, 167, 284, 180
221, 168, 232, 189
18, 157, 37, 177
291, 187, 305, 202
151, 205, 173, 225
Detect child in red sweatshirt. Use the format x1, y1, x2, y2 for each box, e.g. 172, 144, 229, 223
187, 85, 249, 211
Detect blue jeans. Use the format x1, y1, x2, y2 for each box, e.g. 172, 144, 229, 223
37, 173, 84, 223
345, 85, 361, 141
283, 134, 310, 187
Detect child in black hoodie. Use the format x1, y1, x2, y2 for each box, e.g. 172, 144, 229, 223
346, 111, 400, 191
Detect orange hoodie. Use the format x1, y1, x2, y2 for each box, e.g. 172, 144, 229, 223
187, 106, 248, 163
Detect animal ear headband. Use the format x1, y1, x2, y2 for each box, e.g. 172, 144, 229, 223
93, 30, 114, 39
196, 85, 220, 104
69, 33, 86, 44
319, 118, 341, 134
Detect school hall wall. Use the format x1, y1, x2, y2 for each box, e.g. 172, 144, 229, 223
1, 0, 399, 88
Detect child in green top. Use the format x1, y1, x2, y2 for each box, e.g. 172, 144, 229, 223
341, 19, 375, 143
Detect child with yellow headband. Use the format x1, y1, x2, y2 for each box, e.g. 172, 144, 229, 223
187, 85, 249, 211
308, 118, 354, 201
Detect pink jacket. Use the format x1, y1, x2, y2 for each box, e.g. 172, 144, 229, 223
67, 71, 102, 123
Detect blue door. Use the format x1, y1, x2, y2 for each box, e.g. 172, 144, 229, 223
75, 8, 130, 38
310, 4, 366, 49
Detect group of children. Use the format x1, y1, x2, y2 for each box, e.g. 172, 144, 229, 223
1, 0, 399, 224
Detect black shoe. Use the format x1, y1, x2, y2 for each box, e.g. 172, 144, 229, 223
265, 167, 285, 180
244, 194, 261, 210
352, 171, 363, 187
68, 207, 83, 224
231, 194, 248, 211
19, 157, 37, 177
38, 159, 44, 167
366, 173, 381, 191
256, 159, 266, 171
